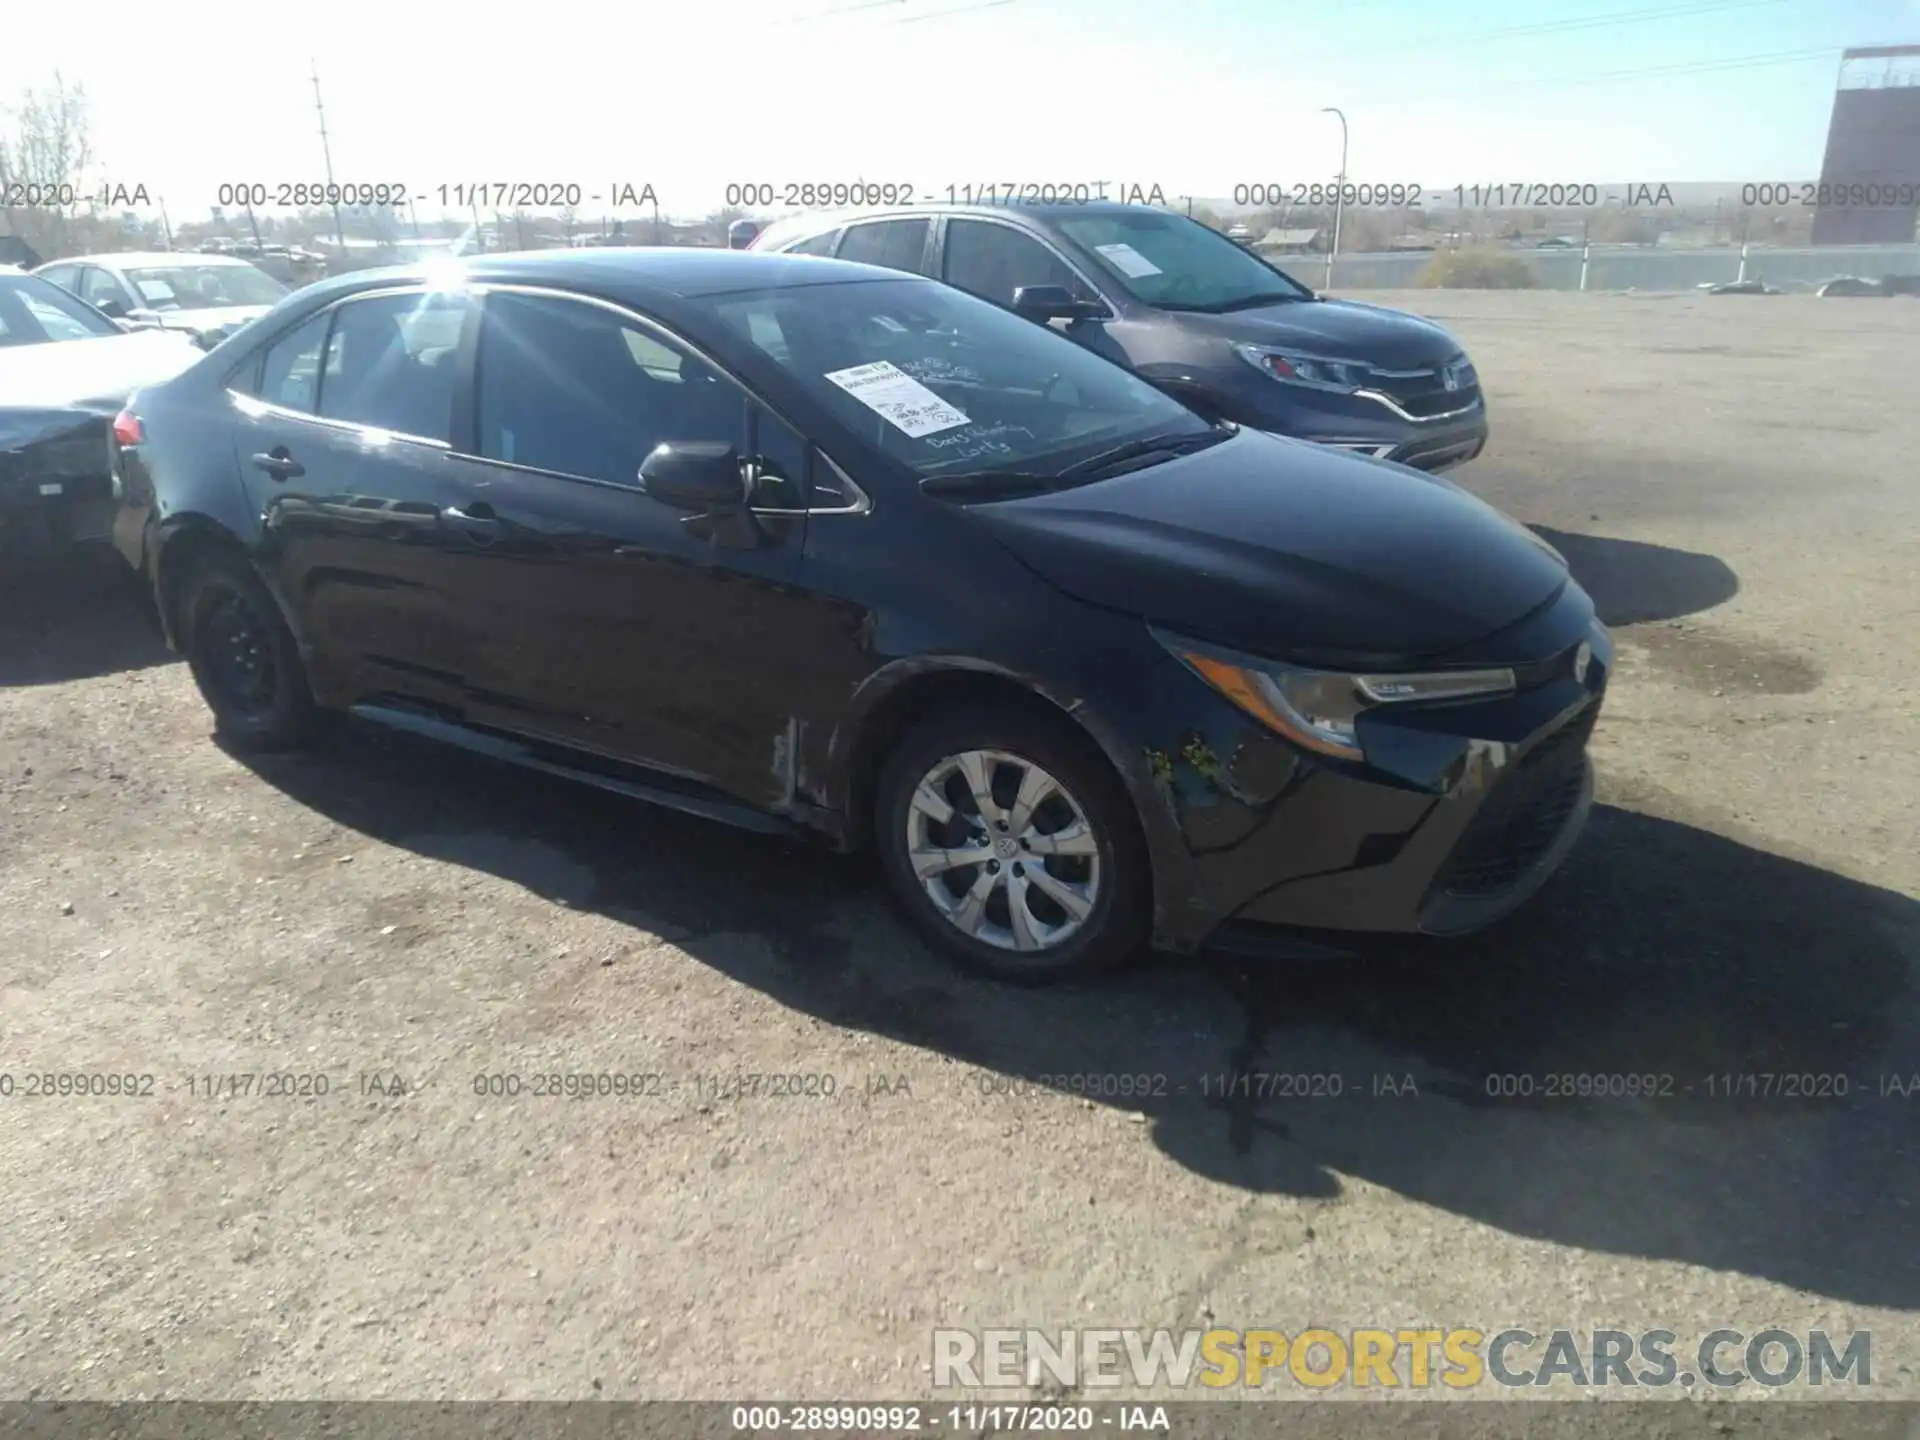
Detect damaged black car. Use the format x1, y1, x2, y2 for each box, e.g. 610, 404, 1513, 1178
113, 250, 1607, 982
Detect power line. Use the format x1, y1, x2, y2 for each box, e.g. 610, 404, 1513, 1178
775, 0, 904, 23
896, 0, 1016, 20
1342, 44, 1836, 108
1287, 0, 1792, 66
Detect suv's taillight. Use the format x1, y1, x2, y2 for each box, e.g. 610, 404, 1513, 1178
112, 410, 145, 447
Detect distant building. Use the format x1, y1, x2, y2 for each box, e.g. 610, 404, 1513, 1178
1252, 227, 1325, 256
1813, 46, 1920, 245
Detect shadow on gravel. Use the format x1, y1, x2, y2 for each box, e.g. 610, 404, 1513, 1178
242, 722, 1919, 1310
0, 543, 172, 687
1530, 527, 1739, 626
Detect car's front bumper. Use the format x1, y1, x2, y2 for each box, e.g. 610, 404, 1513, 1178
1267, 407, 1488, 473
1103, 585, 1608, 955
1231, 375, 1490, 472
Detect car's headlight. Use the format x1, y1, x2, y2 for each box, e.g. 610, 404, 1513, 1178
1233, 343, 1369, 394
1163, 634, 1515, 761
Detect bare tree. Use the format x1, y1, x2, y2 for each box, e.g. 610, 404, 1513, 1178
702, 205, 747, 247
0, 74, 94, 260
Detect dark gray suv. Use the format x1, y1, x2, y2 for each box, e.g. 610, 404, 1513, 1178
752, 201, 1487, 471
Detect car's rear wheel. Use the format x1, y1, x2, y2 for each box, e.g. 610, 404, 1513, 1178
874, 707, 1150, 983
179, 553, 328, 751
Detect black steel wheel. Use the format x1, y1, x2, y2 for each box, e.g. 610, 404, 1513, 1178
180, 552, 327, 751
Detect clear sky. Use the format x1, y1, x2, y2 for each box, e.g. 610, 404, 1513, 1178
2, 0, 1917, 220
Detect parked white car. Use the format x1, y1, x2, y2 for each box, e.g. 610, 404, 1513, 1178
33, 251, 289, 348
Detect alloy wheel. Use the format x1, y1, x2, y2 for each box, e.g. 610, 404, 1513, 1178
904, 749, 1102, 955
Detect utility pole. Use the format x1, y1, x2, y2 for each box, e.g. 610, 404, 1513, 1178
158, 197, 174, 250
1321, 106, 1348, 293
310, 61, 347, 252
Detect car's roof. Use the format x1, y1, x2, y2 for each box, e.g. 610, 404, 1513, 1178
757, 199, 1157, 245
48, 251, 258, 269
303, 247, 924, 305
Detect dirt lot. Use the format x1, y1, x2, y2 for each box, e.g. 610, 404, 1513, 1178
2, 290, 1917, 1403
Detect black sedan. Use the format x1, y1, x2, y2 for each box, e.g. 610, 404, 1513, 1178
112, 249, 1607, 981
1, 268, 202, 560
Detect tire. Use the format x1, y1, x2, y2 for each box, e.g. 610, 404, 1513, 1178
874, 706, 1151, 983
178, 551, 328, 752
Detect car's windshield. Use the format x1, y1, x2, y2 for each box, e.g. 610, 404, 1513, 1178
124, 263, 288, 311
0, 273, 122, 345
1057, 211, 1314, 312
710, 276, 1213, 479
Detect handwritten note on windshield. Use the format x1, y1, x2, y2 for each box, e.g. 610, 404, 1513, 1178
1095, 243, 1163, 279
823, 360, 970, 439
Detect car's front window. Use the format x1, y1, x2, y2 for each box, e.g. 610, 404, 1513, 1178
125, 264, 289, 311
0, 275, 122, 345
1057, 211, 1314, 312
710, 277, 1213, 479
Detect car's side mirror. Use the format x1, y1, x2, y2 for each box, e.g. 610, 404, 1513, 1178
1012, 284, 1106, 323
637, 441, 746, 511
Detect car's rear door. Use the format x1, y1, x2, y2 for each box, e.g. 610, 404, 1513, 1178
437, 286, 834, 808
831, 217, 935, 276
227, 286, 482, 713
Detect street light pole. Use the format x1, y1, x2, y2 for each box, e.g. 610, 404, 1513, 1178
310, 61, 347, 252
1320, 106, 1348, 292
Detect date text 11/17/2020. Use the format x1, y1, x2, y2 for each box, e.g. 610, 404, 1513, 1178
1229, 181, 1681, 209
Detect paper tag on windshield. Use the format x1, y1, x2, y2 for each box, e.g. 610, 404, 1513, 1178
135, 279, 176, 302
1095, 243, 1162, 279
823, 360, 969, 438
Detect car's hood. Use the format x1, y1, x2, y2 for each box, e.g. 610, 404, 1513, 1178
1177, 297, 1464, 368
966, 429, 1569, 669
0, 330, 202, 416
140, 303, 273, 336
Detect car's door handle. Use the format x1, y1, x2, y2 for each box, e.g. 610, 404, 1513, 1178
441, 502, 501, 535
251, 448, 304, 480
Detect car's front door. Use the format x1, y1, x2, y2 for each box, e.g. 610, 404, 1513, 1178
228, 287, 481, 712
440, 287, 830, 808
937, 218, 1133, 369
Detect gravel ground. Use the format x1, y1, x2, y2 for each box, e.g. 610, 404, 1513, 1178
1, 290, 1916, 1404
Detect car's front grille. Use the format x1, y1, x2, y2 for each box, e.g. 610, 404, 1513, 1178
1438, 705, 1597, 899
1361, 357, 1480, 419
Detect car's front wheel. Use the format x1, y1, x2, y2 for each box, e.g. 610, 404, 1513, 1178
178, 552, 328, 752
874, 707, 1151, 983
